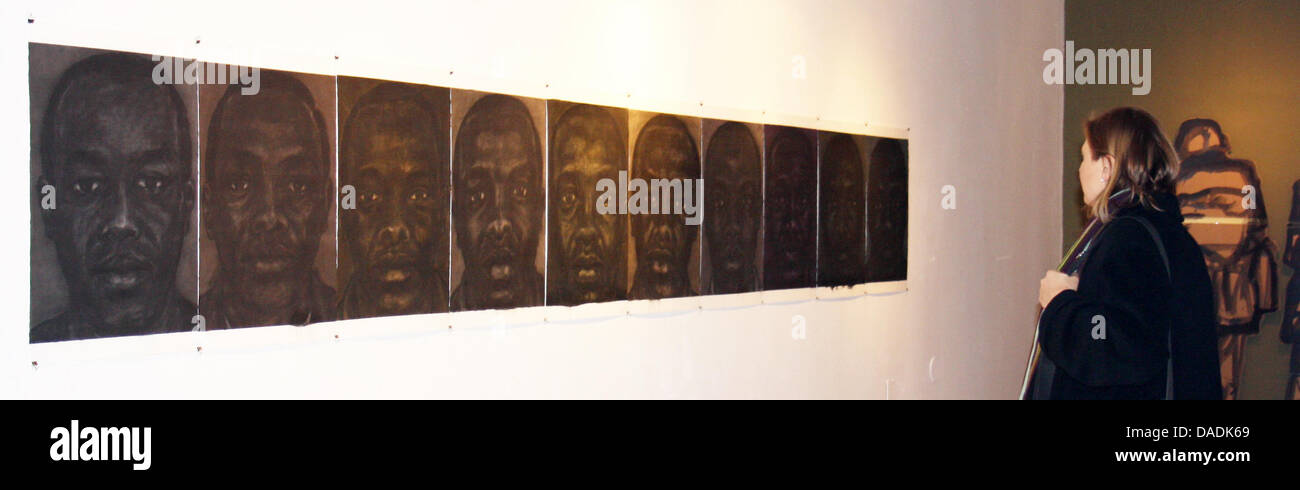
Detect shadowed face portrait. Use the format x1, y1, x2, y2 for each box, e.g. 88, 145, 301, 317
34, 53, 195, 342
764, 127, 816, 290
818, 134, 866, 286
704, 122, 761, 294
630, 115, 699, 300
549, 104, 626, 305
203, 72, 335, 328
454, 94, 543, 310
341, 82, 447, 318
867, 138, 907, 282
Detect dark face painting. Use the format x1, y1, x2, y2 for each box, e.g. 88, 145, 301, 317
548, 103, 627, 306
339, 80, 449, 319
31, 49, 197, 342
866, 138, 908, 282
764, 126, 817, 290
629, 114, 700, 300
201, 71, 336, 328
818, 133, 866, 287
453, 94, 544, 310
704, 122, 762, 295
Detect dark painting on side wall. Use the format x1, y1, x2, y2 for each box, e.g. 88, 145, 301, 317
1173, 118, 1278, 334
1172, 117, 1278, 400
866, 137, 908, 283
338, 77, 450, 319
199, 69, 338, 329
763, 126, 817, 290
29, 44, 200, 342
701, 120, 763, 295
628, 111, 701, 300
817, 131, 868, 287
27, 42, 916, 345
547, 101, 628, 306
451, 91, 546, 311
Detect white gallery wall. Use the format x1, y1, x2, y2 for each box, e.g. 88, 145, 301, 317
0, 0, 1063, 399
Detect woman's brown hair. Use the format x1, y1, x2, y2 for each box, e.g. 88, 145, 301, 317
1084, 107, 1180, 222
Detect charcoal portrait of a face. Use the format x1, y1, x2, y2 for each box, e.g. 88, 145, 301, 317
452, 93, 544, 311
338, 79, 450, 319
763, 126, 817, 290
30, 47, 198, 342
629, 113, 700, 300
702, 121, 762, 295
547, 102, 627, 306
817, 132, 867, 287
200, 70, 336, 329
866, 138, 908, 282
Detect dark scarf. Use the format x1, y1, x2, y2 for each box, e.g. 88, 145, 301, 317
1022, 188, 1135, 399
1060, 188, 1136, 274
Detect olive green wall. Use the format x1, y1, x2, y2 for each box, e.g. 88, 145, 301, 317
1065, 0, 1300, 399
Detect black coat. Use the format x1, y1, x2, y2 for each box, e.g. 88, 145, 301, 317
1038, 192, 1223, 399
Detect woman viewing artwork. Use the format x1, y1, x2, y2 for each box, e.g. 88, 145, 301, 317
1026, 107, 1222, 400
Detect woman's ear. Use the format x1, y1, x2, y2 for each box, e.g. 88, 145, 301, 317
1100, 154, 1115, 182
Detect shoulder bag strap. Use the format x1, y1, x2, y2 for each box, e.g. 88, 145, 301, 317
1116, 215, 1174, 400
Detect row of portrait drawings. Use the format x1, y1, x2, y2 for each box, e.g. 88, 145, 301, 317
28, 43, 908, 343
